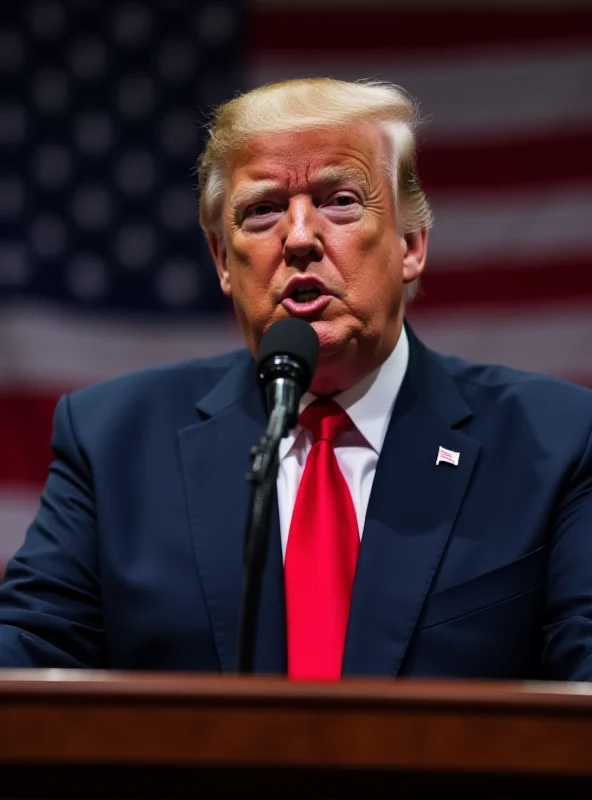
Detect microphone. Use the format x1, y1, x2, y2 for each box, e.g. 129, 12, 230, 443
236, 318, 319, 674
257, 317, 320, 433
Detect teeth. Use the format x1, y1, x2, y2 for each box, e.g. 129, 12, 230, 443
291, 287, 321, 303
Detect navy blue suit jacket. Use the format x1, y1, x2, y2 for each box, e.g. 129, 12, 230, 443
1, 325, 591, 680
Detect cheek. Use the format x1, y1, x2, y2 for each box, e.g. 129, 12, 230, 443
340, 248, 404, 315
227, 244, 278, 319
231, 236, 278, 283
332, 226, 400, 280
329, 212, 395, 260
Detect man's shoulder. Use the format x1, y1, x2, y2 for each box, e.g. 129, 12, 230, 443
438, 349, 592, 427
442, 350, 591, 397
65, 348, 251, 417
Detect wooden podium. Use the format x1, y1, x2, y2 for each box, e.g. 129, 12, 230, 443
0, 671, 591, 798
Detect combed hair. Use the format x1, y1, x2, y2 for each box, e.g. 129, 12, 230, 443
197, 78, 433, 299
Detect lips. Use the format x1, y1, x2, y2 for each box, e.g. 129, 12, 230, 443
282, 294, 332, 317
281, 276, 333, 318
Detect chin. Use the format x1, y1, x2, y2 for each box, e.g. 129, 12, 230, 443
310, 319, 352, 356
310, 373, 339, 397
310, 349, 354, 396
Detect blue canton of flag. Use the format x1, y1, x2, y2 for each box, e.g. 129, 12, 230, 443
0, 0, 245, 316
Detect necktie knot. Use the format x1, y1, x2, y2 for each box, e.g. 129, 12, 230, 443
299, 398, 353, 444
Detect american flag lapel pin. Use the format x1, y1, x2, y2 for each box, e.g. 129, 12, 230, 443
436, 446, 460, 467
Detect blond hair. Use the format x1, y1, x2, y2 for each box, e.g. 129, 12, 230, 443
197, 78, 433, 298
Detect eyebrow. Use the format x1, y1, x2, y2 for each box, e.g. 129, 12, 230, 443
229, 166, 370, 220
230, 180, 279, 220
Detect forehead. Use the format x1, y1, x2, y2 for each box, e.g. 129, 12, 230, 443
226, 123, 387, 190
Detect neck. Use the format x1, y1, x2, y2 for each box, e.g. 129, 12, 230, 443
310, 323, 404, 396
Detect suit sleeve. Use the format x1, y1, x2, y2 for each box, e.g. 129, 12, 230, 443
542, 423, 592, 681
0, 394, 104, 667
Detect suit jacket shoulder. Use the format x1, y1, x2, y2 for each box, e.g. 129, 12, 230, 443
437, 349, 592, 450
62, 348, 254, 450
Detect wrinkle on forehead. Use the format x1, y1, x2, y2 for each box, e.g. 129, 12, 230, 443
226, 124, 388, 222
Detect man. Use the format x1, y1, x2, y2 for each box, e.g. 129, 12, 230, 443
0, 78, 591, 680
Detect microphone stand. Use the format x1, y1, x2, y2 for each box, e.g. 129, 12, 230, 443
236, 377, 299, 674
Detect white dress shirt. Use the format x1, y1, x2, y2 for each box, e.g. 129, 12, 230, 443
277, 326, 410, 561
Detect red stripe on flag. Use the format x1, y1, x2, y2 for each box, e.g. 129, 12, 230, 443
0, 389, 58, 487
412, 256, 592, 312
419, 131, 592, 193
248, 9, 592, 56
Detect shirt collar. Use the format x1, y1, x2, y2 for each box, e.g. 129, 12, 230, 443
279, 325, 409, 459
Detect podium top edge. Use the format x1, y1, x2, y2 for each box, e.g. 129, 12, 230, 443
0, 670, 590, 712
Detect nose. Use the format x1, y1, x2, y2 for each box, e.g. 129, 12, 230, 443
282, 197, 323, 266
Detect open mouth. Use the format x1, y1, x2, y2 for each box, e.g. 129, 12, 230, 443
282, 282, 332, 317
289, 286, 323, 303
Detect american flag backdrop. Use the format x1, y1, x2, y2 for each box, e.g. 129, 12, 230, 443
1, 0, 591, 566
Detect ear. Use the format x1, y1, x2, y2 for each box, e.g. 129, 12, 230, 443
208, 230, 232, 297
401, 228, 429, 284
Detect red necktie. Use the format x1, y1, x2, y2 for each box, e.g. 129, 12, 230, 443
285, 398, 360, 680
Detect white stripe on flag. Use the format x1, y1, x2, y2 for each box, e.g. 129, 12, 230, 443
428, 187, 592, 267
0, 303, 245, 387
411, 304, 592, 379
0, 302, 590, 388
249, 45, 592, 141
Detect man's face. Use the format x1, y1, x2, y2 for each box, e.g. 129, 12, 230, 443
208, 122, 427, 393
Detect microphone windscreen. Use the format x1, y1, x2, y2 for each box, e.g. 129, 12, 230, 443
257, 317, 320, 378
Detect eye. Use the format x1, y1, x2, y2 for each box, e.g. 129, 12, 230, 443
321, 192, 361, 209
330, 194, 357, 206
240, 201, 283, 231
320, 192, 363, 219
245, 203, 277, 218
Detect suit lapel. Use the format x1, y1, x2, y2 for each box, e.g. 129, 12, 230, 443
178, 353, 286, 675
342, 328, 481, 677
